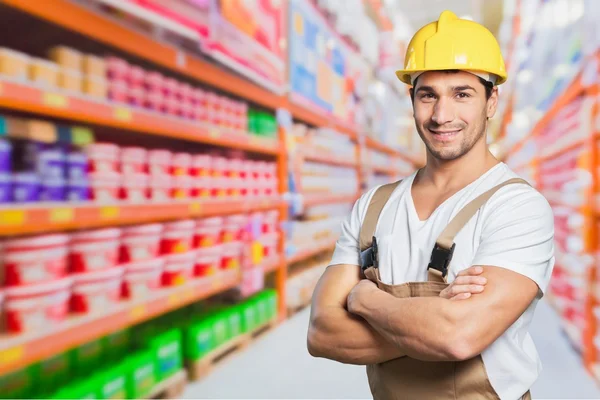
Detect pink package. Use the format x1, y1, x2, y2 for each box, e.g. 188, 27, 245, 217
148, 149, 172, 176
3, 234, 70, 286
180, 83, 193, 102
120, 173, 149, 203
148, 174, 172, 202
161, 219, 195, 255
144, 71, 164, 92
71, 266, 124, 314
122, 258, 164, 299
163, 77, 178, 96
128, 65, 145, 87
106, 56, 130, 80
162, 251, 195, 286
127, 87, 145, 107
121, 223, 164, 262
171, 175, 193, 199
121, 147, 148, 175
162, 97, 181, 116
89, 172, 121, 203
144, 91, 164, 112
108, 80, 128, 103
172, 152, 192, 176
70, 228, 122, 273
86, 143, 120, 173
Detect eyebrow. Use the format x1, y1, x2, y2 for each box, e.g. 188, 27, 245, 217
415, 85, 478, 94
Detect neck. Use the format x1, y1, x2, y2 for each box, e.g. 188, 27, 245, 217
418, 142, 500, 190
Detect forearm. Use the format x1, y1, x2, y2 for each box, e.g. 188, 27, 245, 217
308, 305, 406, 365
354, 289, 467, 361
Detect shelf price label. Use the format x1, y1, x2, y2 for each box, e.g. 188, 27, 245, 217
0, 210, 25, 227
167, 293, 182, 307
114, 107, 132, 122
211, 276, 223, 291
100, 206, 120, 220
130, 304, 147, 322
43, 92, 68, 109
50, 208, 74, 223
209, 130, 220, 139
189, 203, 202, 214
0, 345, 24, 368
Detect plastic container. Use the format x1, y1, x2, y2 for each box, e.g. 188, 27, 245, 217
29, 58, 59, 87
0, 47, 30, 80
128, 86, 145, 107
222, 214, 247, 243
121, 147, 147, 174
89, 172, 121, 202
0, 173, 11, 203
108, 80, 128, 103
161, 219, 195, 254
121, 223, 163, 262
85, 143, 120, 173
122, 258, 164, 299
126, 350, 157, 399
0, 139, 12, 173
194, 217, 223, 248
191, 154, 211, 177
58, 68, 83, 92
106, 57, 129, 80
12, 172, 40, 203
67, 152, 88, 179
129, 65, 145, 86
163, 77, 178, 96
70, 228, 121, 273
148, 149, 172, 176
120, 173, 148, 203
144, 71, 164, 92
4, 277, 72, 333
98, 362, 128, 400
172, 175, 193, 199
144, 91, 164, 112
67, 177, 90, 202
221, 242, 242, 270
3, 234, 69, 286
83, 76, 108, 99
71, 266, 124, 314
82, 54, 106, 78
184, 319, 213, 361
49, 46, 82, 70
172, 152, 192, 176
194, 246, 222, 277
163, 251, 195, 286
148, 329, 183, 381
261, 233, 279, 259
148, 174, 172, 201
40, 176, 66, 202
264, 210, 279, 234
36, 148, 66, 179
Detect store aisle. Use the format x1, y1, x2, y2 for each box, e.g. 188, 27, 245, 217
182, 300, 600, 399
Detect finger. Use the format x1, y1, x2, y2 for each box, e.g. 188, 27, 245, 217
450, 292, 472, 301
450, 285, 485, 296
457, 266, 484, 277
453, 276, 487, 286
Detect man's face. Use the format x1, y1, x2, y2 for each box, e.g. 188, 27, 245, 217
412, 71, 498, 161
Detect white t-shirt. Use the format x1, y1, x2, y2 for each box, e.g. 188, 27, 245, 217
330, 162, 555, 400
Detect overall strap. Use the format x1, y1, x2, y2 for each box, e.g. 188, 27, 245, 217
359, 180, 403, 251
428, 177, 531, 283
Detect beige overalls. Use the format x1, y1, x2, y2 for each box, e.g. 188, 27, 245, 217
358, 177, 532, 400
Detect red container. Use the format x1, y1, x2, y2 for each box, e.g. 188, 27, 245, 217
172, 175, 193, 199
222, 214, 247, 243
163, 77, 178, 96
148, 174, 172, 201
108, 80, 128, 103
180, 83, 193, 102
163, 251, 195, 286
264, 210, 279, 234
4, 277, 72, 333
191, 155, 212, 177
172, 152, 192, 176
148, 150, 172, 176
121, 223, 163, 262
161, 220, 195, 254
195, 246, 222, 277
122, 258, 164, 299
162, 97, 181, 116
127, 87, 145, 107
120, 173, 149, 203
121, 147, 148, 175
71, 266, 123, 314
260, 233, 279, 259
70, 228, 121, 273
221, 242, 242, 270
3, 234, 69, 286
144, 91, 164, 112
86, 143, 120, 174
90, 172, 121, 203
106, 57, 129, 80
144, 71, 164, 92
128, 65, 145, 86
194, 217, 223, 248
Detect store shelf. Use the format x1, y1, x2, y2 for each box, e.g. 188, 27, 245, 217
0, 197, 284, 236
0, 79, 280, 155
0, 0, 359, 140
365, 137, 425, 167
0, 268, 241, 376
287, 238, 337, 265
263, 256, 283, 274
302, 149, 358, 167
303, 193, 358, 208
370, 164, 398, 175
145, 369, 187, 400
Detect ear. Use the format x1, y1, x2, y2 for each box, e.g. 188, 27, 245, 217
486, 87, 499, 119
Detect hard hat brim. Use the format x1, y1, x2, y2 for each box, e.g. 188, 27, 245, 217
396, 68, 507, 86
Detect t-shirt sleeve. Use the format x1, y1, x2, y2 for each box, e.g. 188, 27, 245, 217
471, 186, 555, 297
329, 187, 380, 267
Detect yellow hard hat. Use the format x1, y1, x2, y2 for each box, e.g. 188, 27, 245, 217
396, 11, 507, 86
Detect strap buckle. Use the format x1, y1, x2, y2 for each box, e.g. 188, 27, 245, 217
427, 243, 456, 278
360, 236, 379, 271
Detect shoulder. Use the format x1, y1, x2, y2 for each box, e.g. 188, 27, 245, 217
354, 177, 411, 222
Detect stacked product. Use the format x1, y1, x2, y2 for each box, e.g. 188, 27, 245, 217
286, 258, 328, 310
0, 290, 277, 399
299, 162, 358, 197
290, 123, 356, 161
86, 143, 279, 203
0, 212, 280, 334
0, 46, 106, 98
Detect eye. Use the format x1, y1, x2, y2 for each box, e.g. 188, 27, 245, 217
456, 92, 471, 99
420, 93, 436, 100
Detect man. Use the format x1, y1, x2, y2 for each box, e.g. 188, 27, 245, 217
307, 10, 554, 400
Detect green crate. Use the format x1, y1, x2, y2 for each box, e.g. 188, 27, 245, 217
71, 339, 104, 377
98, 362, 128, 400
227, 307, 243, 339
126, 350, 156, 399
241, 301, 258, 333
0, 365, 37, 399
103, 329, 131, 361
184, 319, 214, 361
211, 314, 229, 347
50, 376, 101, 400
265, 289, 278, 320
148, 329, 183, 381
38, 352, 71, 394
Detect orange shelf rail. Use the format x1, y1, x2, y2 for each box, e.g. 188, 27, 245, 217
365, 137, 425, 166
303, 193, 358, 208
0, 80, 280, 155
370, 164, 398, 175
287, 238, 337, 265
302, 148, 358, 168
0, 268, 242, 375
0, 0, 358, 140
0, 198, 284, 236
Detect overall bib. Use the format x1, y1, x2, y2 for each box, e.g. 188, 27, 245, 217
358, 178, 532, 400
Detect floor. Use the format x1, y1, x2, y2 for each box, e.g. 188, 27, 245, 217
182, 300, 600, 399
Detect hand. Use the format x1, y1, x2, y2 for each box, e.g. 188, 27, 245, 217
347, 279, 378, 315
439, 266, 487, 301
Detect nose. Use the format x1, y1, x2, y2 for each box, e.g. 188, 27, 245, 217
431, 96, 455, 125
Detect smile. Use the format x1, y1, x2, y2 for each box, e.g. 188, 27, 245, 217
428, 129, 461, 141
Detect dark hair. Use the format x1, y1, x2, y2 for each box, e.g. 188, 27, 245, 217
409, 70, 494, 102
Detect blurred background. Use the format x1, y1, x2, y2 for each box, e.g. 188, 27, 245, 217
0, 0, 597, 398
